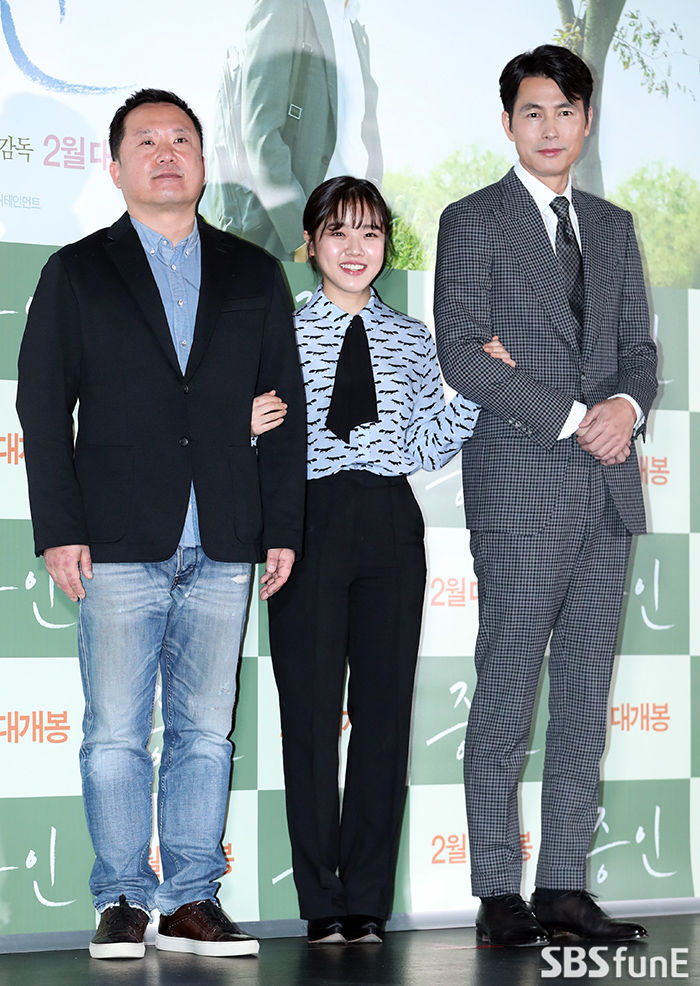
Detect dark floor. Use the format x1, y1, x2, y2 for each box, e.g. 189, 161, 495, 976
0, 916, 698, 986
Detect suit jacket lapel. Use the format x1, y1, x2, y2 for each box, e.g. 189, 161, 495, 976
104, 212, 182, 378
184, 218, 230, 382
499, 171, 580, 352
574, 189, 614, 359
308, 0, 337, 134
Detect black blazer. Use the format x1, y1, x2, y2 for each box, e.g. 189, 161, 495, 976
16, 213, 306, 563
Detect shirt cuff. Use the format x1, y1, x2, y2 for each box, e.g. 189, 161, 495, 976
611, 392, 644, 432
557, 400, 587, 440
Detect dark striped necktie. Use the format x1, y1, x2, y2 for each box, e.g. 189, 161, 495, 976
550, 195, 584, 346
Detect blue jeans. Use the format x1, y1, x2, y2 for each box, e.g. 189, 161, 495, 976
77, 548, 252, 914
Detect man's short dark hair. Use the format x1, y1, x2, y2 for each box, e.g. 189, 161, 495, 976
109, 88, 203, 161
499, 44, 594, 123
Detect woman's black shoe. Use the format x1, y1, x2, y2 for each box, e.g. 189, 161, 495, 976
307, 917, 346, 944
343, 915, 385, 943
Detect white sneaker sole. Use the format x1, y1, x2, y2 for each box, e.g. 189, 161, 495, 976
347, 933, 382, 944
89, 941, 145, 959
155, 933, 259, 956
308, 932, 346, 944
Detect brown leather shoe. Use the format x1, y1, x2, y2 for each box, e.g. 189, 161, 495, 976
89, 895, 149, 959
156, 899, 259, 956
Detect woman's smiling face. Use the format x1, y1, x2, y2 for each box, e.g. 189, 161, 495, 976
305, 208, 386, 314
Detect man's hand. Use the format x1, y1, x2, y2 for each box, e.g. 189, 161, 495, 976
251, 390, 287, 437
43, 544, 92, 601
576, 397, 636, 466
260, 548, 296, 600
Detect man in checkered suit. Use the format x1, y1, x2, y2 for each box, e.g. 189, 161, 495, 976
434, 45, 657, 946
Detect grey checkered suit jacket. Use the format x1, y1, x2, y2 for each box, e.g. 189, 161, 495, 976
434, 168, 658, 536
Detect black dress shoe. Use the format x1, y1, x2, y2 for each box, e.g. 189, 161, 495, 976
531, 890, 648, 941
343, 915, 385, 944
307, 917, 346, 944
476, 894, 549, 947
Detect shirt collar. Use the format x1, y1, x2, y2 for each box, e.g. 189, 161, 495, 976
307, 282, 380, 322
514, 159, 573, 216
130, 215, 200, 254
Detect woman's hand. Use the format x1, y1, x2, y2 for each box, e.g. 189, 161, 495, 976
483, 334, 515, 367
251, 390, 287, 437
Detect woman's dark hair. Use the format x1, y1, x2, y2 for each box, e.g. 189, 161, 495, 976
499, 44, 593, 123
109, 88, 203, 161
303, 176, 394, 276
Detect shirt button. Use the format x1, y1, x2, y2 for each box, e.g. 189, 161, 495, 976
180, 339, 188, 348
171, 264, 177, 271
177, 299, 184, 307
179, 437, 189, 447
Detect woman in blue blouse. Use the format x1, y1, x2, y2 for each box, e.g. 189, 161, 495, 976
267, 176, 511, 945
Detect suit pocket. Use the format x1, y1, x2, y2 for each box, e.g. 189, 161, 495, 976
229, 445, 263, 541
462, 437, 569, 535
221, 297, 266, 312
75, 444, 133, 543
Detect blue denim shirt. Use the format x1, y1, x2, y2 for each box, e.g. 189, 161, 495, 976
131, 216, 201, 546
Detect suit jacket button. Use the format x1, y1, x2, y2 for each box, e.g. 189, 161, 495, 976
183, 384, 190, 394
179, 436, 189, 447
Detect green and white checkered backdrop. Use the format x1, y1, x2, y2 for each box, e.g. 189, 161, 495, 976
1, 253, 698, 940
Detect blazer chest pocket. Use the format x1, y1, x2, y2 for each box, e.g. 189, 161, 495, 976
221, 297, 267, 313
215, 301, 267, 367
75, 443, 133, 543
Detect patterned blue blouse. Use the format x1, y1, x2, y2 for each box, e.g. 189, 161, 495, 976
296, 285, 480, 479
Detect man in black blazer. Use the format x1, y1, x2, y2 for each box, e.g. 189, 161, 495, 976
434, 47, 657, 946
16, 89, 306, 959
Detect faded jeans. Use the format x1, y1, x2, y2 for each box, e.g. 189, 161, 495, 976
77, 547, 251, 914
